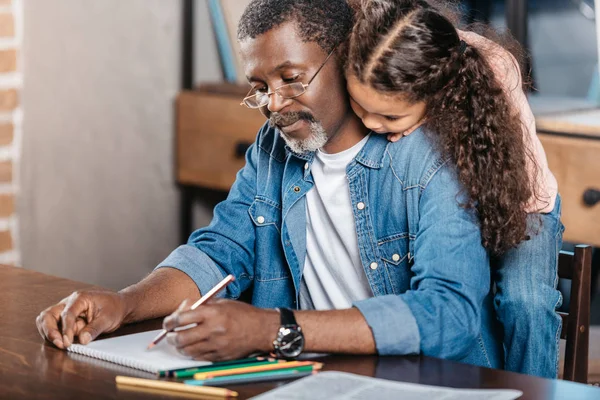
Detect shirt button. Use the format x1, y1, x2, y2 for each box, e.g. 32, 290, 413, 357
392, 254, 400, 262
257, 216, 265, 224
304, 163, 309, 170
357, 202, 365, 210
293, 186, 301, 193
370, 262, 378, 270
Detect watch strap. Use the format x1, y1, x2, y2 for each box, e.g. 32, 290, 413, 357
277, 307, 297, 326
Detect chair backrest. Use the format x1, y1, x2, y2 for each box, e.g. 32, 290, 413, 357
558, 244, 593, 383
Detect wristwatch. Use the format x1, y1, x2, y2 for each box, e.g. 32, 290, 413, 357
272, 307, 305, 359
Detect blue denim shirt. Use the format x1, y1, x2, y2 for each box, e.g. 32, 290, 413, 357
157, 123, 503, 369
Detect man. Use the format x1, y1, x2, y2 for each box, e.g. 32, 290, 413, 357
37, 0, 500, 368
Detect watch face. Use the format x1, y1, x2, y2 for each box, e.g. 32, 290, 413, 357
277, 326, 304, 358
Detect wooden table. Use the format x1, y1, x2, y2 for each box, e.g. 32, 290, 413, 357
2, 265, 600, 399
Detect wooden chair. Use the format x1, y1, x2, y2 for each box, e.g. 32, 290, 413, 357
559, 244, 593, 383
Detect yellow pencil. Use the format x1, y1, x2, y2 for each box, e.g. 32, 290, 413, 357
115, 376, 238, 398
193, 361, 322, 380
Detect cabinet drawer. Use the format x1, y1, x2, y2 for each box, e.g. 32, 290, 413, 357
177, 91, 267, 191
539, 134, 600, 246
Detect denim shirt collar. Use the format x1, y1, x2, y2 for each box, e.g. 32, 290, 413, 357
354, 133, 388, 169
285, 131, 389, 172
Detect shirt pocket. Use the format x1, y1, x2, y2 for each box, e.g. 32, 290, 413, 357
248, 197, 288, 281
377, 234, 412, 294
248, 196, 282, 233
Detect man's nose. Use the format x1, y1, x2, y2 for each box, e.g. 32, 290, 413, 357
267, 93, 293, 113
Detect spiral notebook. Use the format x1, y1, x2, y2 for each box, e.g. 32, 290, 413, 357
66, 329, 211, 374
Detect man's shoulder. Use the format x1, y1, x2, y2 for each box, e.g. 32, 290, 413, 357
384, 128, 449, 188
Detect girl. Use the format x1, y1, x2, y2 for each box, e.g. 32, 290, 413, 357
346, 0, 563, 378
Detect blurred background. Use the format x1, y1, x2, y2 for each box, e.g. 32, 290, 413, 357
0, 0, 599, 379
2, 0, 225, 289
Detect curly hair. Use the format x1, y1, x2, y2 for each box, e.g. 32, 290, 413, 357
348, 0, 537, 256
237, 0, 354, 53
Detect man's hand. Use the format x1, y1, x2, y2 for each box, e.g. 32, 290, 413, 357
164, 299, 279, 362
36, 290, 128, 349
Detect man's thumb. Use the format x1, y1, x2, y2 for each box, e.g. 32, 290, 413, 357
78, 317, 112, 345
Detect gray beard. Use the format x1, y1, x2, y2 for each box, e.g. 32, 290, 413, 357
280, 121, 329, 155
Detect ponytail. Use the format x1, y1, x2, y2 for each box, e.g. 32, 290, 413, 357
348, 0, 536, 255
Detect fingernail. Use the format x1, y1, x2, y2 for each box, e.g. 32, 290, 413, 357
53, 339, 63, 349
80, 332, 91, 344
62, 335, 71, 348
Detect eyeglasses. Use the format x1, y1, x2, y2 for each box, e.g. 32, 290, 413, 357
240, 47, 337, 109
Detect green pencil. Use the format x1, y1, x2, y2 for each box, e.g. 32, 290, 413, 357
173, 360, 282, 378
159, 356, 273, 377
184, 365, 319, 386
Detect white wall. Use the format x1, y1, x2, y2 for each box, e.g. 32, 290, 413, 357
19, 0, 221, 290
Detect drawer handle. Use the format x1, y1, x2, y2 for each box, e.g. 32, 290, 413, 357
583, 189, 600, 207
234, 141, 252, 158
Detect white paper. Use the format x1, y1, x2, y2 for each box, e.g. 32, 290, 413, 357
251, 371, 522, 400
66, 329, 211, 374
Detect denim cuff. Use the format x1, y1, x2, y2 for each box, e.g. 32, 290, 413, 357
155, 245, 227, 298
353, 294, 420, 355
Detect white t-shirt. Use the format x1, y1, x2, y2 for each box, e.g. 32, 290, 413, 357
300, 134, 373, 310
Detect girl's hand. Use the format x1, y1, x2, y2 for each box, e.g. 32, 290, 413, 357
385, 122, 422, 142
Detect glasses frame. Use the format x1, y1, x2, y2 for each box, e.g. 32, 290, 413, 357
240, 46, 337, 109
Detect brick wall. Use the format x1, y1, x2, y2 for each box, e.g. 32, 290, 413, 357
0, 0, 21, 266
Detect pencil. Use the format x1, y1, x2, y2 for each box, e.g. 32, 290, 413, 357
185, 368, 317, 386
116, 376, 238, 398
173, 360, 283, 379
147, 274, 235, 349
193, 361, 321, 380
160, 356, 276, 377
117, 383, 230, 399
190, 365, 320, 385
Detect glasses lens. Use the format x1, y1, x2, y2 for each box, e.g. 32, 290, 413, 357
277, 83, 306, 99
244, 93, 267, 108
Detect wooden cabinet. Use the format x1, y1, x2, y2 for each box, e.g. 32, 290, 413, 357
176, 87, 267, 191
537, 109, 600, 247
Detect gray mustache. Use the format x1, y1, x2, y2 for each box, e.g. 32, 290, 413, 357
269, 111, 316, 128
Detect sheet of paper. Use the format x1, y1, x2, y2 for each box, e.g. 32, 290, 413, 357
251, 371, 522, 400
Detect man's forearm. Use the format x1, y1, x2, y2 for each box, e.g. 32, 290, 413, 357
259, 308, 377, 354
118, 267, 200, 324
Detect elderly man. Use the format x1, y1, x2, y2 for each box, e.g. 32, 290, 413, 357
37, 0, 500, 369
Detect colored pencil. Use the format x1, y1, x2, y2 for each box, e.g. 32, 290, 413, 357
159, 356, 275, 377
193, 361, 321, 380
173, 360, 282, 379
185, 368, 318, 386
191, 365, 320, 385
147, 274, 235, 349
117, 384, 230, 399
116, 376, 238, 398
